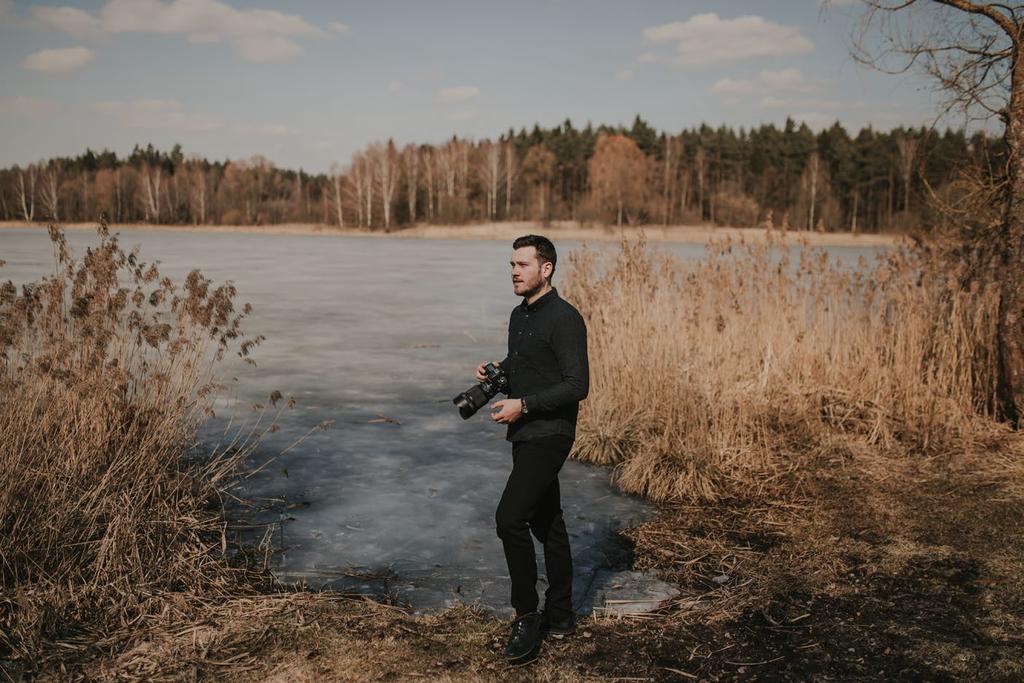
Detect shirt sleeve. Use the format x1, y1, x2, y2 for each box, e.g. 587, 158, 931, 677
524, 309, 589, 413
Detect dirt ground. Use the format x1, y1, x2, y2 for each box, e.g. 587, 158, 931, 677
23, 431, 1020, 682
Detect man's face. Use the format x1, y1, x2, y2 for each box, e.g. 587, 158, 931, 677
510, 246, 551, 297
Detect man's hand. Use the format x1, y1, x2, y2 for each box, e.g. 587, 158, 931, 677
490, 398, 523, 424
475, 360, 499, 382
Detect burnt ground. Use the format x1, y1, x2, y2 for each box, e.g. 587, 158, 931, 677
16, 436, 1024, 682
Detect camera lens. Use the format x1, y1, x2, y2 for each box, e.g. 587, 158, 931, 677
453, 384, 491, 419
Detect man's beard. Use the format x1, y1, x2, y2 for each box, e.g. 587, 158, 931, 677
521, 277, 548, 299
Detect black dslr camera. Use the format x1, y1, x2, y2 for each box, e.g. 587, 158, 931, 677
454, 362, 509, 419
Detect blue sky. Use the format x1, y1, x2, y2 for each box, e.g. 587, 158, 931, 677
0, 0, 959, 173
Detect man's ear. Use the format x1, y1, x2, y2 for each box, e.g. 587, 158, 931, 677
542, 261, 553, 280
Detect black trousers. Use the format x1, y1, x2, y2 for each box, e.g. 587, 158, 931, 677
494, 433, 574, 620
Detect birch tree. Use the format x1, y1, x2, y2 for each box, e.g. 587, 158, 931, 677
478, 140, 503, 220
16, 164, 36, 222
437, 141, 456, 220
41, 163, 60, 222
140, 163, 162, 223
328, 163, 345, 228
371, 141, 398, 229
422, 147, 436, 221
348, 152, 371, 228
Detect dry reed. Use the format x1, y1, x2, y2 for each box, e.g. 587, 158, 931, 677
564, 231, 1004, 502
0, 220, 276, 671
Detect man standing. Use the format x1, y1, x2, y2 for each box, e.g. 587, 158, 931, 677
477, 234, 589, 661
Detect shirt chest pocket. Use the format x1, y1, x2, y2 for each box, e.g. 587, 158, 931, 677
517, 327, 551, 356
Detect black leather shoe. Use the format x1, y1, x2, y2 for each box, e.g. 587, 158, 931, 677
504, 612, 541, 660
540, 609, 576, 638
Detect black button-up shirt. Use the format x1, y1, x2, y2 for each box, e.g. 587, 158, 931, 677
499, 287, 589, 442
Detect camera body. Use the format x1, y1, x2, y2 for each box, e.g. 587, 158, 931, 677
453, 362, 509, 419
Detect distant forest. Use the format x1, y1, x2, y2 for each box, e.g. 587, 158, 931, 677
0, 116, 1004, 233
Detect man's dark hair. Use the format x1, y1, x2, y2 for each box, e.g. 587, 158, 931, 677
513, 234, 557, 281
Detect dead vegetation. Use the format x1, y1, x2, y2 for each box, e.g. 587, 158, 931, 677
0, 220, 297, 677
566, 232, 1007, 502
2, 226, 1022, 681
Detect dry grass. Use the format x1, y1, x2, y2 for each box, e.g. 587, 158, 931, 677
565, 231, 1008, 502
0, 220, 298, 674
2, 220, 1020, 680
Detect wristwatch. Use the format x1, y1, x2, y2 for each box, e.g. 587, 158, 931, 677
520, 397, 529, 415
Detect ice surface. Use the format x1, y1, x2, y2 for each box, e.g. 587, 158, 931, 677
1, 228, 885, 616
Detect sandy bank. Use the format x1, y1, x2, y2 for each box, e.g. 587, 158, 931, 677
0, 220, 904, 248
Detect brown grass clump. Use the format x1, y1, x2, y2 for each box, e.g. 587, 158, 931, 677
565, 231, 1006, 502
0, 220, 275, 671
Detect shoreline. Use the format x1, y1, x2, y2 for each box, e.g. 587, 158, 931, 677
0, 220, 904, 248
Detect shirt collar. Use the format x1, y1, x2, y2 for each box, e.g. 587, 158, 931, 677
522, 286, 558, 312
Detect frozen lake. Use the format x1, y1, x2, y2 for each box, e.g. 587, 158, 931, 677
0, 226, 885, 616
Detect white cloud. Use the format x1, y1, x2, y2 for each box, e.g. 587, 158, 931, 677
710, 68, 814, 96
31, 6, 104, 39
642, 13, 813, 66
99, 0, 323, 39
328, 21, 350, 35
438, 86, 479, 102
235, 35, 303, 62
22, 46, 95, 74
0, 95, 59, 117
34, 0, 330, 62
93, 99, 224, 132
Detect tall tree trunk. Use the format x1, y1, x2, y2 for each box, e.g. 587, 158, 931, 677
42, 167, 59, 221
333, 174, 344, 227
365, 173, 373, 228
18, 167, 35, 221
997, 45, 1024, 424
